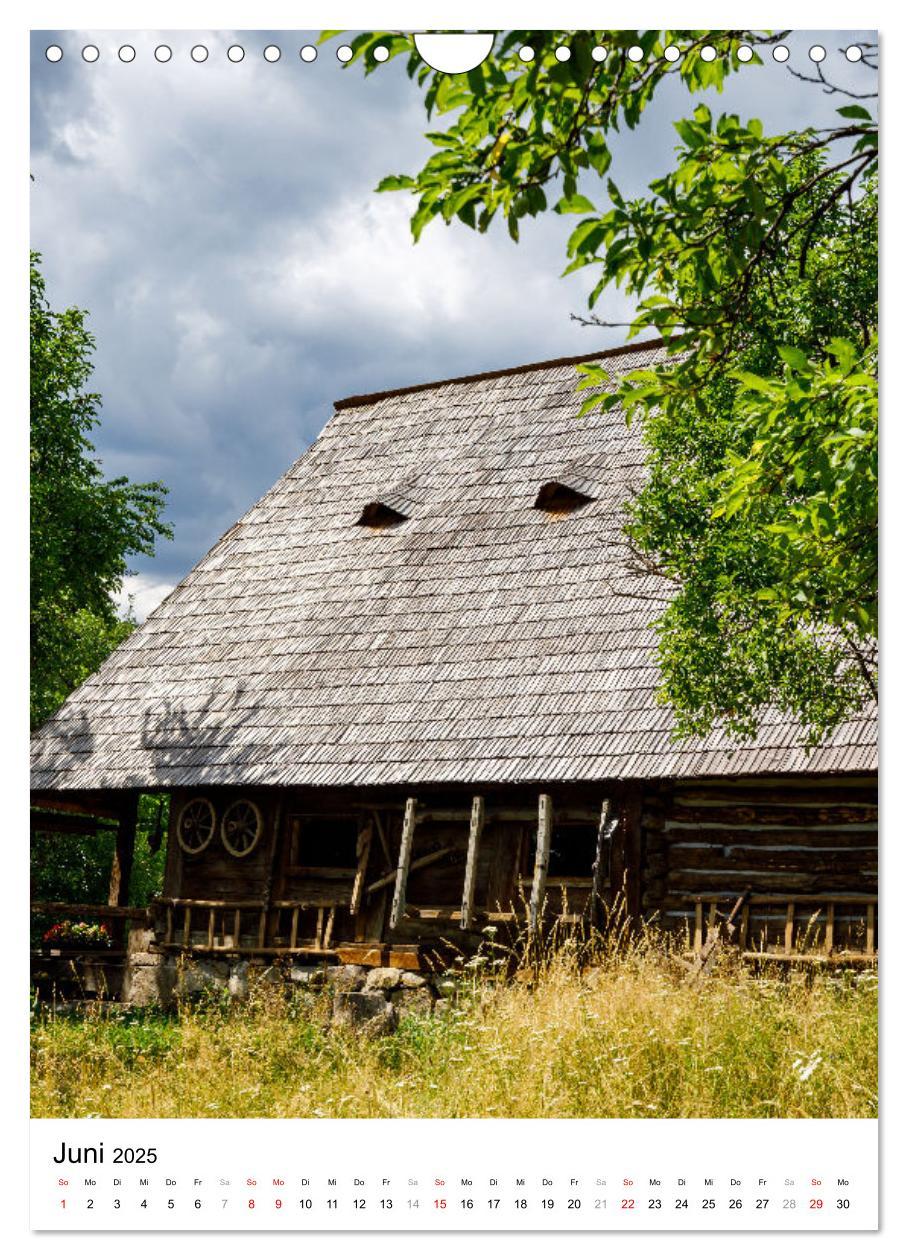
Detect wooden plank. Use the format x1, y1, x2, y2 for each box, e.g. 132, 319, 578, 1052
389, 798, 418, 931
257, 909, 267, 949
315, 907, 325, 948
866, 903, 875, 954
784, 902, 795, 953
694, 900, 703, 953
290, 906, 299, 951
207, 908, 215, 950
233, 908, 241, 947
182, 906, 191, 948
460, 795, 485, 930
335, 944, 421, 970
323, 906, 336, 950
529, 794, 553, 934
349, 816, 374, 915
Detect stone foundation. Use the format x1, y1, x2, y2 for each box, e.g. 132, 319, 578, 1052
120, 931, 448, 1029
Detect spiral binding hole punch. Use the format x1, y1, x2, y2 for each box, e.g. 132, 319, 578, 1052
44, 36, 867, 70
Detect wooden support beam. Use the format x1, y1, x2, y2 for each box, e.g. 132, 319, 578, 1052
349, 816, 373, 915
108, 792, 139, 909
866, 902, 875, 955
460, 795, 485, 930
389, 797, 418, 930
590, 799, 613, 928
367, 845, 457, 895
529, 794, 553, 934
825, 903, 835, 955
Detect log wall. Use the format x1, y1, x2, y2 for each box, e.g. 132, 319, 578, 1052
161, 774, 877, 956
641, 774, 878, 951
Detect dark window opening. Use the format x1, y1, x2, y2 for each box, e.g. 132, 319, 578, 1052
533, 481, 594, 513
356, 501, 408, 528
288, 815, 358, 872
546, 824, 598, 877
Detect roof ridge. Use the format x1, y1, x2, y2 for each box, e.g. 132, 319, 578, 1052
333, 335, 669, 411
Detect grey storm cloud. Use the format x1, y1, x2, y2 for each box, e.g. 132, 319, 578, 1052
30, 28, 876, 617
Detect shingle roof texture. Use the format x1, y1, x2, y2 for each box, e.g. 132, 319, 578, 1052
30, 340, 878, 791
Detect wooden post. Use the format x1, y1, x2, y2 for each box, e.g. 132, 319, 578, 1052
389, 797, 417, 930
825, 903, 835, 955
350, 816, 373, 915
260, 797, 283, 950
529, 794, 553, 934
460, 795, 485, 929
106, 791, 139, 948
590, 799, 613, 928
108, 791, 139, 907
739, 901, 750, 951
620, 783, 643, 923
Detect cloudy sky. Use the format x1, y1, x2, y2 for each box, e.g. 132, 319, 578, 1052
30, 28, 876, 618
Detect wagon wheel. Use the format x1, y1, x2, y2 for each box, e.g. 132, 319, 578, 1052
221, 798, 264, 858
176, 797, 216, 855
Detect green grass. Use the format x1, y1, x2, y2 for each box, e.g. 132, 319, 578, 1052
30, 934, 877, 1119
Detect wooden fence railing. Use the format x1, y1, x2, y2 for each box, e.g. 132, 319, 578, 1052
151, 896, 350, 955
690, 893, 877, 961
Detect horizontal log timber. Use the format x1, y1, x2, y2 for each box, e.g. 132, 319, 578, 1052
30, 793, 125, 822
31, 812, 118, 835
648, 803, 876, 828
666, 870, 875, 893
647, 828, 878, 848
32, 901, 148, 920
672, 784, 877, 806
666, 848, 876, 873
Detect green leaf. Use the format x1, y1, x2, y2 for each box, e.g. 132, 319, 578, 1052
555, 193, 597, 215
777, 346, 809, 372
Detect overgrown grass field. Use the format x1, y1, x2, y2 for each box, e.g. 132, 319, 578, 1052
31, 934, 877, 1120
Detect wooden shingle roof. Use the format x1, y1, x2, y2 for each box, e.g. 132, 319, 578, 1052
30, 339, 877, 791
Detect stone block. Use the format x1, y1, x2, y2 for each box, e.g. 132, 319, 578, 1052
324, 965, 367, 991
331, 989, 398, 1036
121, 958, 176, 1006
290, 964, 326, 987
363, 966, 401, 991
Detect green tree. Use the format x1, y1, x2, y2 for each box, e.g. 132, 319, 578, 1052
340, 30, 878, 742
30, 253, 173, 727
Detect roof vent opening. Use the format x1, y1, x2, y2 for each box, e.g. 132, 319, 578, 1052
533, 480, 595, 514
356, 500, 409, 528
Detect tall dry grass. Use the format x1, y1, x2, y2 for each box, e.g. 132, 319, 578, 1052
30, 926, 877, 1120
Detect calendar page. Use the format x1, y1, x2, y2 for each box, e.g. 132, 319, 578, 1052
25, 1, 881, 1244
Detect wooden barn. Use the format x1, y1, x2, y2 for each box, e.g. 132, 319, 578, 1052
30, 339, 878, 980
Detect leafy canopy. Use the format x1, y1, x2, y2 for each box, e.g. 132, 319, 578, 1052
337, 30, 878, 743
30, 253, 173, 727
